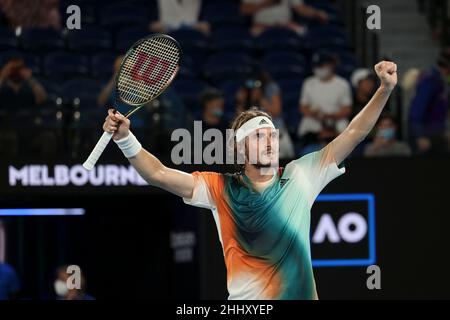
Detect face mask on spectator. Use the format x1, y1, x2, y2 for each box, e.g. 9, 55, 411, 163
213, 108, 223, 118
314, 67, 332, 80
377, 128, 395, 140
54, 280, 68, 297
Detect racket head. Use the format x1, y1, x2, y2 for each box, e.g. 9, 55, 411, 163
115, 34, 182, 110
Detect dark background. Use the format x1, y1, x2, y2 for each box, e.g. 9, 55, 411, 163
1, 156, 449, 299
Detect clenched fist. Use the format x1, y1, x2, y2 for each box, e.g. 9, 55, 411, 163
103, 109, 130, 140
374, 61, 398, 91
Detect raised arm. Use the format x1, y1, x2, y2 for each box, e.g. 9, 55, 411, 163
104, 109, 195, 198
327, 61, 398, 165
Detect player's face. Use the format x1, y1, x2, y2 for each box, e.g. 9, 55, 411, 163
246, 128, 279, 167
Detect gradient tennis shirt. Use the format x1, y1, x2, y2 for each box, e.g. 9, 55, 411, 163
183, 147, 345, 300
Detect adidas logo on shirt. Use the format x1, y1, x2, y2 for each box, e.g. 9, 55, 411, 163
259, 119, 268, 125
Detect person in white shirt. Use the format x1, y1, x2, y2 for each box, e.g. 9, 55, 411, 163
240, 0, 329, 36
150, 0, 210, 35
298, 52, 353, 147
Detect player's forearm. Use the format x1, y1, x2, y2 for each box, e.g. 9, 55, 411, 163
329, 85, 393, 164
129, 148, 166, 185
346, 85, 392, 142
128, 148, 195, 198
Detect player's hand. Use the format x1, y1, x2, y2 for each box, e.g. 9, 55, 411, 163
103, 109, 130, 141
374, 61, 397, 91
20, 68, 33, 80
0, 61, 16, 81
317, 10, 329, 24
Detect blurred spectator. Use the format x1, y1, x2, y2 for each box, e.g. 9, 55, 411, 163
54, 265, 94, 300
0, 262, 20, 300
0, 57, 47, 110
236, 71, 294, 158
150, 0, 210, 35
200, 88, 227, 132
351, 68, 378, 119
0, 0, 61, 30
298, 52, 352, 147
401, 68, 422, 125
409, 52, 449, 155
364, 114, 411, 157
240, 0, 329, 36
300, 123, 337, 156
97, 56, 123, 108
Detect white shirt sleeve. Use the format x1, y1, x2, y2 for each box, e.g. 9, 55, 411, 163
182, 174, 216, 210
339, 80, 353, 107
291, 146, 345, 206
300, 79, 311, 106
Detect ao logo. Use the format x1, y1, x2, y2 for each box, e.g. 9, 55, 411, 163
312, 212, 367, 243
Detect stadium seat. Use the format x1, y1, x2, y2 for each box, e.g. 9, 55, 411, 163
115, 27, 150, 53
202, 2, 246, 27
203, 52, 254, 84
61, 77, 102, 109
43, 52, 89, 79
91, 52, 117, 79
262, 52, 307, 80
220, 80, 242, 102
283, 93, 303, 136
257, 27, 307, 53
0, 50, 41, 75
66, 26, 112, 52
168, 28, 209, 53
307, 25, 350, 51
21, 28, 65, 52
0, 28, 19, 50
211, 26, 254, 53
173, 79, 211, 110
278, 79, 303, 102
35, 77, 62, 102
99, 4, 149, 29
338, 50, 358, 67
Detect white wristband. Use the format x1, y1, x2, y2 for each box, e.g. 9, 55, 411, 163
114, 131, 142, 158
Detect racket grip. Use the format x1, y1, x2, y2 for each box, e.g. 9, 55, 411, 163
82, 131, 114, 170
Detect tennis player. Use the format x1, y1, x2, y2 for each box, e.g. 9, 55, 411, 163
103, 61, 397, 299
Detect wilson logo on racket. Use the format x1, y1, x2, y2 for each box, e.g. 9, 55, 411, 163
82, 34, 181, 171
131, 52, 171, 86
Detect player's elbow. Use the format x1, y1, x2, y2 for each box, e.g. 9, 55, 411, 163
147, 167, 167, 187
346, 127, 367, 144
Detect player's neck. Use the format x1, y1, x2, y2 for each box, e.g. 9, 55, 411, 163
244, 164, 276, 183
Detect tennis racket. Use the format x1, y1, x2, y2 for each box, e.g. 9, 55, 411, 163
82, 34, 181, 170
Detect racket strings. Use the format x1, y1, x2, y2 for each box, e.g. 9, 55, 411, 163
118, 36, 180, 105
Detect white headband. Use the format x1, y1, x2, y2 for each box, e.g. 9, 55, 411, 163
235, 116, 275, 143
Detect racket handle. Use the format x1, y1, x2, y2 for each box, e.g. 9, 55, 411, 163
82, 131, 114, 170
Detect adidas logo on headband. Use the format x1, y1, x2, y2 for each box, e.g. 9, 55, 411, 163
235, 116, 276, 143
